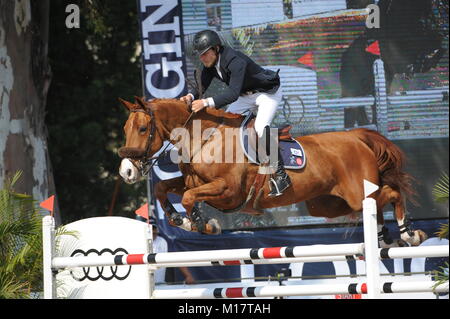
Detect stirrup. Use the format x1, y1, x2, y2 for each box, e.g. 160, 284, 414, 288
268, 176, 290, 197
268, 178, 283, 197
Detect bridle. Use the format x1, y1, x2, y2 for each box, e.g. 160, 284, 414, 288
121, 69, 203, 176
126, 106, 158, 176
125, 102, 196, 177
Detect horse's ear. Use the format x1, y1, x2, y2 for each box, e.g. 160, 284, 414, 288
134, 96, 147, 109
118, 98, 135, 111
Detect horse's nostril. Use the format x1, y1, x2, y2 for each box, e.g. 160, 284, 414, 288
127, 169, 132, 177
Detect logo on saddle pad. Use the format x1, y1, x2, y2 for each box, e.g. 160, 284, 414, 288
240, 113, 306, 170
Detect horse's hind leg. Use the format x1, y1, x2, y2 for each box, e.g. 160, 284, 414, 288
378, 185, 427, 246
375, 185, 398, 248
339, 183, 398, 247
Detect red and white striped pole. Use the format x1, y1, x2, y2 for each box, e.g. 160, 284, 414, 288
152, 281, 448, 299
50, 242, 449, 270
150, 245, 448, 268
51, 243, 365, 269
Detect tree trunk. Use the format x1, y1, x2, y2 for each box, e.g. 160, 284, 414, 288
0, 0, 59, 222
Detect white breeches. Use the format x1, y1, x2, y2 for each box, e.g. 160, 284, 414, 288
226, 87, 282, 138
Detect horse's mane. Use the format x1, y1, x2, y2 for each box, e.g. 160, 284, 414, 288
205, 106, 243, 120
150, 98, 243, 120
149, 98, 184, 108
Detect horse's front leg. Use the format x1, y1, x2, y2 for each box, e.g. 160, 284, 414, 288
154, 177, 193, 231
181, 178, 229, 235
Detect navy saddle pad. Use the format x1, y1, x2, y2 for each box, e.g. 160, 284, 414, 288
240, 114, 306, 170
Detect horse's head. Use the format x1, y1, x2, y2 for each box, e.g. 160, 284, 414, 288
118, 96, 164, 184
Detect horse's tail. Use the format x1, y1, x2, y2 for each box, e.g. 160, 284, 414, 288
354, 128, 417, 204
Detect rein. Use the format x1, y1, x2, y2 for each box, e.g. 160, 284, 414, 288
125, 76, 223, 177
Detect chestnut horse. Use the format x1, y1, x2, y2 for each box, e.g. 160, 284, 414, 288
118, 97, 427, 247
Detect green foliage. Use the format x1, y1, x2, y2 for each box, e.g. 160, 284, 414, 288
46, 1, 146, 223
431, 172, 448, 293
0, 172, 43, 299
432, 173, 449, 204
433, 262, 449, 292
435, 223, 449, 239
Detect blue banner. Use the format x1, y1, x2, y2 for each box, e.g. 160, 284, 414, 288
136, 0, 188, 239
137, 0, 187, 100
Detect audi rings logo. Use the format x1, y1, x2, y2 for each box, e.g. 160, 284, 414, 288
70, 248, 132, 281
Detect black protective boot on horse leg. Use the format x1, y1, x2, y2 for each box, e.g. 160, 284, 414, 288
165, 199, 221, 234
190, 205, 206, 233
190, 205, 221, 235
260, 125, 291, 197
164, 199, 184, 226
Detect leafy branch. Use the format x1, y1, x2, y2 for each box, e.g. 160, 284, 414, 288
0, 171, 43, 298
431, 172, 448, 293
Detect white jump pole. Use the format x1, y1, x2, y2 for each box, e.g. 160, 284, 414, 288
362, 196, 382, 298
42, 215, 56, 299
384, 281, 449, 294
379, 246, 449, 259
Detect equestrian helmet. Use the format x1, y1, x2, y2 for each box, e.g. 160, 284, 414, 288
193, 30, 222, 56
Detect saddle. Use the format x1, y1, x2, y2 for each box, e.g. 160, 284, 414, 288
240, 113, 306, 169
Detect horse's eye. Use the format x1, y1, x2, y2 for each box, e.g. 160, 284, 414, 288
139, 126, 147, 134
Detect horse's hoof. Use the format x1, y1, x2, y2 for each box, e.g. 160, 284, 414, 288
205, 218, 221, 235
401, 229, 428, 246
414, 230, 428, 245
396, 239, 409, 247
379, 239, 399, 248
168, 212, 184, 226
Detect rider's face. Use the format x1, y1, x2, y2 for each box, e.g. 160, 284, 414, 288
199, 48, 218, 68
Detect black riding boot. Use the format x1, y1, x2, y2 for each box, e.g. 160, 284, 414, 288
260, 126, 291, 197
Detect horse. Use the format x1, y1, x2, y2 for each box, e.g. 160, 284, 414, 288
117, 96, 428, 247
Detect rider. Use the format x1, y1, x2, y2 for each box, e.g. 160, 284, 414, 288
180, 29, 291, 197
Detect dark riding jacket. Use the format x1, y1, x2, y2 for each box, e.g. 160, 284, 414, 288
190, 46, 280, 108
